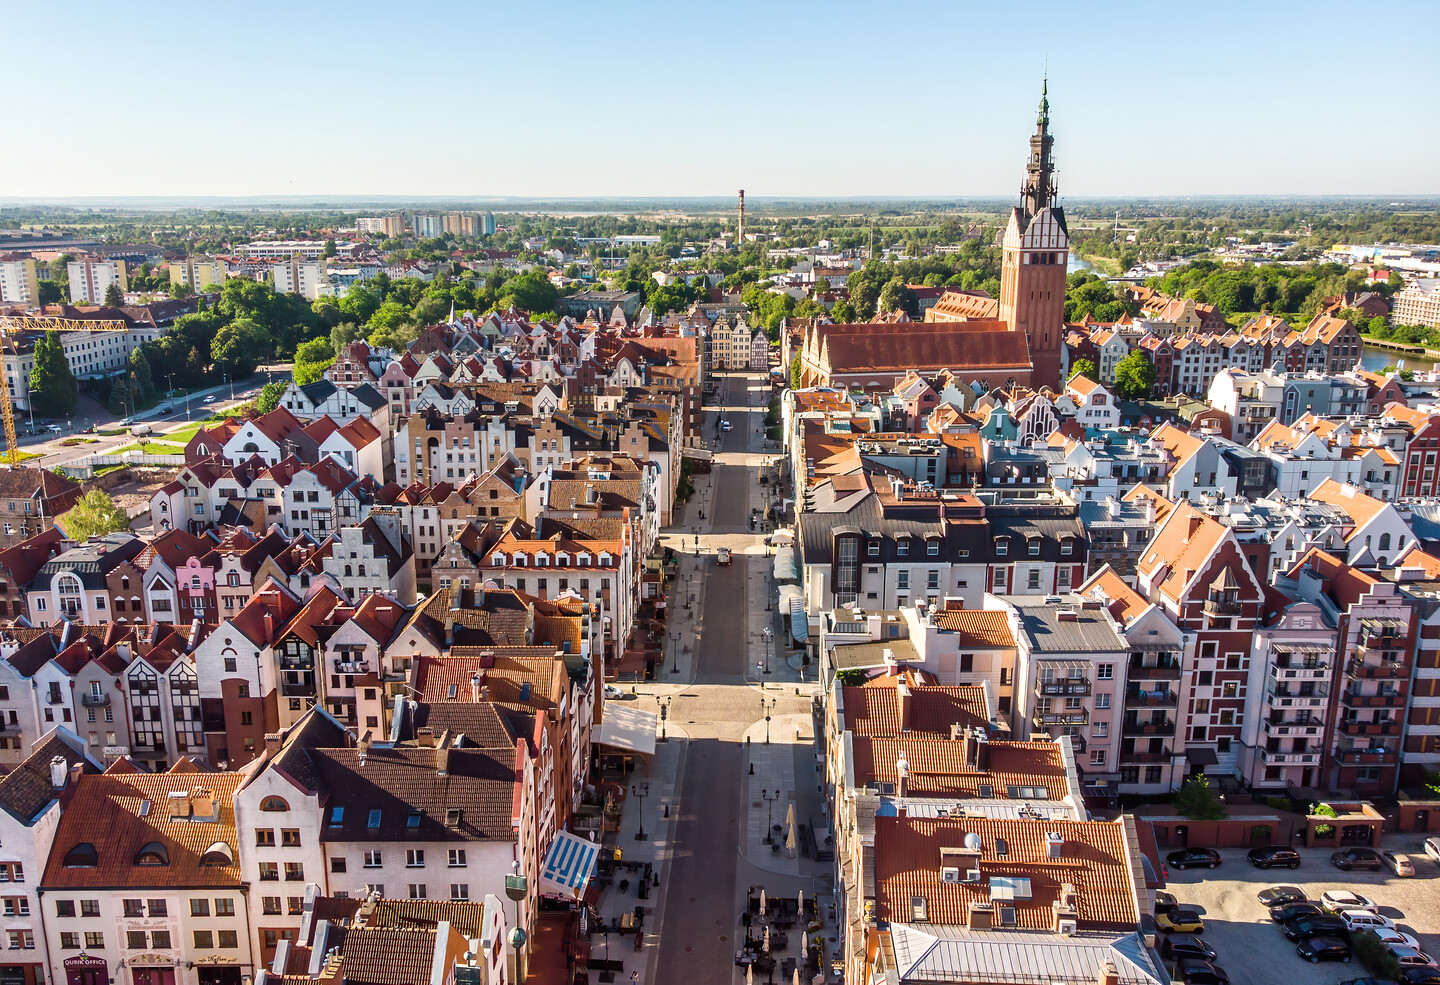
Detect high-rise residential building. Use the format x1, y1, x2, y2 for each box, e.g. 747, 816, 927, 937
0, 255, 39, 305
355, 217, 386, 233
66, 257, 127, 303
272, 258, 330, 300
482, 212, 496, 236
168, 256, 227, 292
411, 214, 442, 239
998, 79, 1068, 390
443, 213, 478, 237
1393, 278, 1440, 329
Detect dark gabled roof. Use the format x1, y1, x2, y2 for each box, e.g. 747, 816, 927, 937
29, 534, 145, 591
267, 706, 352, 794
299, 380, 339, 405
0, 728, 101, 825
350, 383, 386, 410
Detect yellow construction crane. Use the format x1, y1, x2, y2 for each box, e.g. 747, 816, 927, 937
0, 316, 133, 466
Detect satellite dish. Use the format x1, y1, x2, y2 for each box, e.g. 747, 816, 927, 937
964, 832, 982, 851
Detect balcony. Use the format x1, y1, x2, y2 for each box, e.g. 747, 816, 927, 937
1266, 679, 1329, 704
281, 681, 316, 697
0, 722, 20, 738
279, 655, 313, 671
1128, 660, 1182, 680
1342, 689, 1404, 708
1125, 688, 1178, 708
1260, 748, 1320, 765
1204, 596, 1242, 616
333, 659, 368, 675
1358, 624, 1404, 650
1034, 710, 1089, 727
1347, 659, 1406, 680
1122, 718, 1176, 737
1335, 747, 1396, 764
1338, 719, 1400, 737
1264, 718, 1323, 737
1120, 747, 1172, 763
1037, 680, 1091, 696
80, 691, 111, 708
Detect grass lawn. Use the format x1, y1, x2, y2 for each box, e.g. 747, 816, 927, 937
113, 441, 186, 456
159, 423, 206, 443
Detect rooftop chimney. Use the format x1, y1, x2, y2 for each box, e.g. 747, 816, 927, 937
435, 729, 453, 776
417, 727, 435, 748
50, 756, 67, 791
972, 729, 989, 772
896, 681, 912, 732
264, 733, 282, 758
1145, 499, 1156, 523
470, 672, 482, 702
1046, 831, 1064, 860
358, 730, 372, 766
1096, 962, 1119, 985
896, 751, 908, 798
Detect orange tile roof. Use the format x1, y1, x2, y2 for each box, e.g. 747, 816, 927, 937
851, 738, 1064, 796
872, 816, 1139, 930
1136, 501, 1232, 605
841, 685, 988, 737
931, 609, 1015, 648
41, 768, 245, 889
1397, 544, 1440, 579
1079, 567, 1148, 625
1308, 478, 1388, 536
1286, 548, 1380, 608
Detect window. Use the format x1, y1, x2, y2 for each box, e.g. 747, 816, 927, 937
284, 862, 305, 881
1095, 693, 1111, 709
448, 849, 467, 867
61, 933, 79, 950
1097, 664, 1113, 680
1027, 570, 1041, 589
897, 540, 909, 557
1028, 539, 1041, 557
123, 899, 144, 917
1222, 681, 1238, 697
258, 862, 278, 881
288, 897, 304, 915
1090, 750, 1106, 766
80, 900, 100, 917
255, 828, 275, 847
193, 931, 213, 949
451, 883, 469, 901
331, 857, 347, 873
959, 653, 974, 673
409, 884, 427, 900
364, 850, 382, 868
927, 541, 939, 556
191, 899, 210, 917
151, 930, 171, 949
262, 897, 281, 916
84, 933, 104, 950
995, 539, 1008, 557
56, 900, 75, 917
218, 930, 238, 949
1092, 722, 1108, 737
262, 796, 290, 812
406, 849, 425, 867
214, 899, 235, 917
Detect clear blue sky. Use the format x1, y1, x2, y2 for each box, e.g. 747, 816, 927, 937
7, 0, 1437, 200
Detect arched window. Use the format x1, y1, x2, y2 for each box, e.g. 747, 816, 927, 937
63, 843, 98, 867
242, 442, 260, 454
1379, 533, 1392, 550
57, 573, 82, 597
134, 842, 169, 866
199, 842, 234, 867
344, 565, 353, 577
357, 565, 366, 577
260, 796, 290, 812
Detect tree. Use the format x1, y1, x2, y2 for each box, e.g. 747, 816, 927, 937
1069, 359, 1097, 383
103, 282, 124, 307
1173, 774, 1227, 820
789, 353, 802, 390
57, 490, 131, 540
108, 375, 132, 416
254, 380, 285, 415
211, 317, 272, 378
829, 299, 856, 323
877, 278, 914, 318
329, 322, 363, 355
29, 330, 77, 416
1113, 350, 1156, 400
128, 348, 155, 404
323, 238, 337, 258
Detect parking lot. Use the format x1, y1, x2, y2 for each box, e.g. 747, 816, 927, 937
1161, 834, 1440, 985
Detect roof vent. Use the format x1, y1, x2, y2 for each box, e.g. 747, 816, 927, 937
1046, 831, 1064, 859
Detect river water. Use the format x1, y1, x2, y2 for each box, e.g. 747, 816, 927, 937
1360, 345, 1440, 373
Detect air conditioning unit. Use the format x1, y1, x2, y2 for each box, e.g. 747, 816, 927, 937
1057, 919, 1078, 936
940, 867, 960, 883
962, 869, 981, 883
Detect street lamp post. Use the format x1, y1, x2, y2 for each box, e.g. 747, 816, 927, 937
760, 788, 780, 844
763, 626, 773, 675
670, 632, 680, 674
658, 696, 671, 743
631, 782, 650, 841
760, 695, 775, 745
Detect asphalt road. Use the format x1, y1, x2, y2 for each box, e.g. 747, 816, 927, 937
655, 374, 805, 985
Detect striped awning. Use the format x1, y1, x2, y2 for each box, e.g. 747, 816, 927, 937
541, 830, 599, 896
790, 595, 809, 644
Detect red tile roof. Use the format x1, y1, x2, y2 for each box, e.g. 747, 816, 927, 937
932, 609, 1015, 648
851, 738, 1065, 796
841, 685, 989, 737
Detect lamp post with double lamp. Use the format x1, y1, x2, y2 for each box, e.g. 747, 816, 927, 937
760, 788, 780, 845
760, 695, 775, 745
670, 631, 680, 674
658, 695, 671, 743
762, 626, 773, 674
631, 782, 649, 840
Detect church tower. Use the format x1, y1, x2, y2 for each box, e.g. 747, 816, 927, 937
999, 80, 1069, 390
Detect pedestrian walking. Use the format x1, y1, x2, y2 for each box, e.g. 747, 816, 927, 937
631, 972, 639, 985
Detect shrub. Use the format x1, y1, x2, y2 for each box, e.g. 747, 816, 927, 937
1351, 929, 1402, 980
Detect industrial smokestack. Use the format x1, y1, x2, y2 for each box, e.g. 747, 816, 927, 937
738, 189, 745, 246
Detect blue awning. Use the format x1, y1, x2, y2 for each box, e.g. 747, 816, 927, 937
790, 595, 809, 644
541, 830, 598, 896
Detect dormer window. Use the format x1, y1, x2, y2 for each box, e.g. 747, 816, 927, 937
995, 538, 1009, 557
927, 540, 940, 557
1028, 538, 1041, 557
63, 843, 98, 868
133, 842, 169, 866
897, 540, 909, 557
199, 842, 233, 867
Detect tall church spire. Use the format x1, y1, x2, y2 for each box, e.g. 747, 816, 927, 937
1021, 78, 1056, 224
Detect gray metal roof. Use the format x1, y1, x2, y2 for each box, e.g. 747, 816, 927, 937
1000, 594, 1127, 654
888, 923, 1165, 985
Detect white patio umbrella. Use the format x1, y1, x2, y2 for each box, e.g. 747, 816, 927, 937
798, 889, 805, 920
784, 804, 797, 859
763, 925, 771, 954
759, 889, 767, 916
793, 970, 800, 985
801, 931, 808, 959
747, 965, 753, 985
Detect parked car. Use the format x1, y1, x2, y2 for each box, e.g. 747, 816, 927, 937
1154, 891, 1180, 916
1400, 968, 1440, 984
1321, 890, 1378, 913
1389, 947, 1439, 969
1341, 979, 1408, 985
1270, 901, 1324, 923
1162, 936, 1218, 962
1248, 847, 1301, 869
1156, 908, 1205, 934
1339, 911, 1395, 933
1167, 847, 1222, 870
1331, 848, 1384, 871
1423, 837, 1440, 864
1257, 886, 1306, 907
1296, 936, 1352, 964
1376, 929, 1424, 951
1283, 915, 1349, 941
1384, 851, 1417, 877
203, 394, 217, 404
603, 685, 636, 700
1176, 959, 1229, 985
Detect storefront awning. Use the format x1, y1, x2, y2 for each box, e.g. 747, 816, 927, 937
595, 705, 657, 759
790, 595, 809, 644
773, 545, 798, 583
541, 829, 599, 896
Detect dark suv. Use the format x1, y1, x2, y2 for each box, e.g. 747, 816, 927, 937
1167, 847, 1222, 869
1283, 915, 1348, 941
1247, 846, 1301, 869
